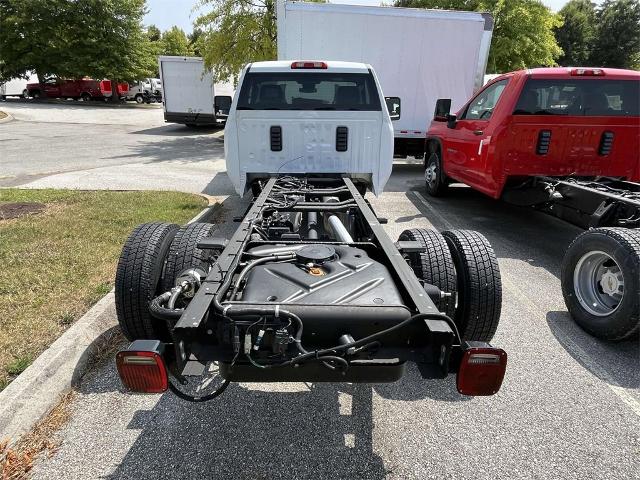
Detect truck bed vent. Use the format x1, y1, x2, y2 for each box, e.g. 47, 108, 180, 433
598, 131, 614, 156
270, 126, 282, 152
336, 126, 348, 152
536, 130, 551, 155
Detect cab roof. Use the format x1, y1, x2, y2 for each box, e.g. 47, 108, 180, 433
247, 60, 372, 74
492, 67, 640, 82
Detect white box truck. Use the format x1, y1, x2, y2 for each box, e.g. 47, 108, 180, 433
276, 1, 493, 158
159, 56, 234, 127
0, 71, 38, 100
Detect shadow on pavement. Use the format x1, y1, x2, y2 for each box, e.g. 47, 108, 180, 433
104, 134, 224, 163
546, 311, 639, 390
132, 124, 223, 136
89, 370, 389, 480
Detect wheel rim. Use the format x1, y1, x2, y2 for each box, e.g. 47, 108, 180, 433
425, 155, 438, 187
573, 250, 624, 316
136, 95, 143, 103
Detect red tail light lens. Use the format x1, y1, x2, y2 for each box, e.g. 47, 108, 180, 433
457, 347, 507, 396
116, 347, 168, 393
291, 61, 328, 69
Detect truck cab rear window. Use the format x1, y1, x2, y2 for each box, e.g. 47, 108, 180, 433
237, 72, 381, 111
514, 79, 640, 116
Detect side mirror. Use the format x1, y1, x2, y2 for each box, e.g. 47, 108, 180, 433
385, 97, 401, 121
434, 98, 452, 121
214, 95, 232, 114
447, 114, 457, 129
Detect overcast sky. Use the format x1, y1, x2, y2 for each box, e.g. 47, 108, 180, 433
144, 0, 599, 33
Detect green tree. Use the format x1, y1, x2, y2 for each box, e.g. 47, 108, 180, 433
160, 26, 195, 56
147, 24, 162, 42
591, 0, 640, 69
189, 28, 204, 56
0, 0, 156, 96
0, 0, 71, 82
195, 0, 324, 82
554, 0, 596, 66
394, 0, 563, 73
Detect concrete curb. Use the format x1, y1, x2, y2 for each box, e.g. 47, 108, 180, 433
0, 203, 217, 443
0, 111, 14, 123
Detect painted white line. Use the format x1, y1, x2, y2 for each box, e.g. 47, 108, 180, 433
413, 191, 455, 230
338, 392, 352, 416
503, 276, 640, 417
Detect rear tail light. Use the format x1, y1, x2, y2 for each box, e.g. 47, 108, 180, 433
116, 340, 168, 393
291, 61, 328, 69
457, 346, 507, 396
570, 68, 605, 76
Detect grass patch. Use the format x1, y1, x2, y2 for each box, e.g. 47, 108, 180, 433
0, 189, 207, 391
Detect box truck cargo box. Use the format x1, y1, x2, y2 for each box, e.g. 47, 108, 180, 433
276, 1, 493, 158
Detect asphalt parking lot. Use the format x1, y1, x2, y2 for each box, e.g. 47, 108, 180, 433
1, 103, 639, 479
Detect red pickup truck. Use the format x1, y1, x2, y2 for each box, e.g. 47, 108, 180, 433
425, 67, 640, 341
26, 78, 129, 101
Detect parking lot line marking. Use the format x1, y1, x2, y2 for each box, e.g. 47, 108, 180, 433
413, 191, 455, 230
344, 433, 355, 448
339, 392, 352, 416
503, 276, 640, 418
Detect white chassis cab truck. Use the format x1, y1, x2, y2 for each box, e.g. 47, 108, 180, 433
276, 1, 493, 159
113, 60, 507, 401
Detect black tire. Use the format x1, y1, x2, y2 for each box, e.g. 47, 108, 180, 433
115, 222, 179, 341
22, 89, 28, 99
442, 230, 502, 342
162, 222, 219, 293
398, 228, 457, 318
135, 94, 144, 104
561, 227, 640, 341
425, 149, 448, 196
81, 92, 91, 102
31, 90, 41, 99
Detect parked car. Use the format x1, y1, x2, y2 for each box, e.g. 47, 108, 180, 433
26, 78, 129, 101
425, 66, 640, 341
0, 71, 38, 100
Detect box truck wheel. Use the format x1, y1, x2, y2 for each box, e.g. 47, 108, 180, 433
399, 228, 457, 318
115, 222, 180, 341
22, 89, 29, 99
561, 227, 640, 341
161, 222, 220, 294
425, 150, 448, 197
443, 230, 502, 342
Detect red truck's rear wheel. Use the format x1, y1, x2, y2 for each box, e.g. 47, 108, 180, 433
561, 228, 640, 341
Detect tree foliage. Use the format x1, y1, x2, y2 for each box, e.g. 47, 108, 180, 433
0, 0, 156, 83
160, 26, 195, 57
394, 0, 563, 72
554, 0, 597, 66
194, 0, 278, 83
590, 0, 640, 69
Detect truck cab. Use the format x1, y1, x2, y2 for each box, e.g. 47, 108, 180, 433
224, 60, 394, 195
425, 67, 640, 199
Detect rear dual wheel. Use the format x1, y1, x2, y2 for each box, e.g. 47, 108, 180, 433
400, 228, 501, 342
115, 222, 219, 341
562, 227, 640, 341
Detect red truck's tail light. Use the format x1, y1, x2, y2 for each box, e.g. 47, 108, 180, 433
291, 61, 328, 69
457, 347, 507, 396
116, 341, 168, 393
571, 68, 605, 76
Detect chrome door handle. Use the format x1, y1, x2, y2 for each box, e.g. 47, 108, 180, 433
473, 130, 483, 135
